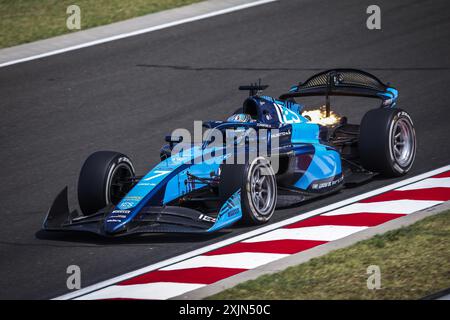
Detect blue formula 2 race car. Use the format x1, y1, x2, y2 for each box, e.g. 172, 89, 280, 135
43, 69, 416, 237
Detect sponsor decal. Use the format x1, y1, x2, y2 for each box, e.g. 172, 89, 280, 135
109, 215, 127, 219
137, 182, 157, 187
112, 210, 131, 214
118, 202, 135, 210
123, 196, 142, 201
226, 208, 240, 217
271, 130, 290, 138
118, 195, 143, 210
198, 214, 216, 223
255, 123, 273, 129
310, 175, 344, 190
274, 103, 301, 124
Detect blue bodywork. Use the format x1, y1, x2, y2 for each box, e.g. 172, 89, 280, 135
103, 95, 344, 234
44, 69, 397, 236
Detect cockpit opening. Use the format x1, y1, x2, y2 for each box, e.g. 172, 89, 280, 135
242, 98, 259, 120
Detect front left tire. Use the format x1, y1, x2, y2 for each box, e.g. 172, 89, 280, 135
78, 151, 135, 215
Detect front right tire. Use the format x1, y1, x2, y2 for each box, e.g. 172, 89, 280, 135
219, 157, 277, 225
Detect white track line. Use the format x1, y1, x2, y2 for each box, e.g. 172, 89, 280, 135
397, 177, 450, 191
243, 225, 368, 242
55, 164, 450, 300
323, 199, 442, 216
76, 282, 205, 300
0, 0, 277, 68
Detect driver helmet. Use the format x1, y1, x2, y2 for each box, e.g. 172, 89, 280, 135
227, 113, 252, 123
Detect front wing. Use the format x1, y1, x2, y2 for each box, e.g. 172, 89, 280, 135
42, 187, 242, 236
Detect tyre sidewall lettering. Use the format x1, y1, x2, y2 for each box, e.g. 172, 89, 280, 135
105, 157, 135, 205
389, 110, 416, 174
105, 162, 117, 205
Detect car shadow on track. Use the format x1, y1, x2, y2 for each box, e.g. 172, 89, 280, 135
34, 229, 229, 245
34, 175, 392, 245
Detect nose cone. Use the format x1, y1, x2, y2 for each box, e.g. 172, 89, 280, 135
103, 209, 132, 234
104, 219, 126, 234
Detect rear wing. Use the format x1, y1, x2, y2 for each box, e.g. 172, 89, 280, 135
279, 69, 398, 108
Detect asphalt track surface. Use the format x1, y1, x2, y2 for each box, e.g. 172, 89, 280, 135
0, 0, 449, 299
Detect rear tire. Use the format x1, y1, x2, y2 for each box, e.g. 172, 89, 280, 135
78, 151, 135, 215
219, 157, 277, 225
359, 108, 416, 177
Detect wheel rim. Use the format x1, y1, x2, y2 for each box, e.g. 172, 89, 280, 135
392, 118, 414, 167
250, 162, 275, 216
109, 164, 133, 205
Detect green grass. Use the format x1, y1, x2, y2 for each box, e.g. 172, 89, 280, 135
208, 210, 450, 300
0, 0, 203, 48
